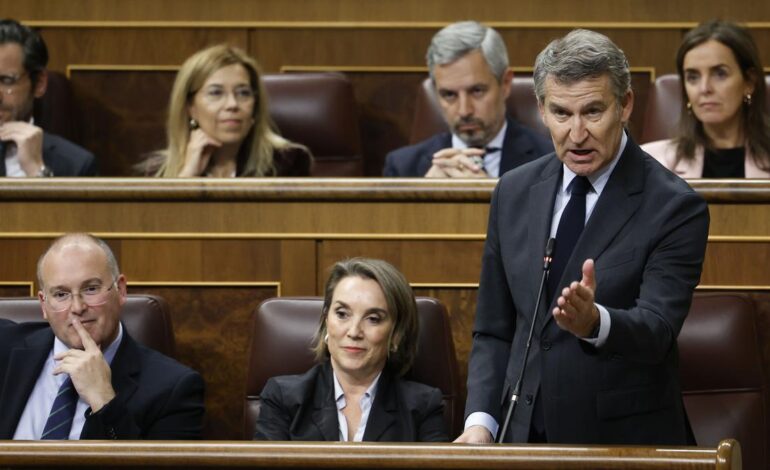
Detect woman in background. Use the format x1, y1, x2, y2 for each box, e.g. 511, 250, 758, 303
642, 20, 770, 177
149, 44, 310, 177
254, 258, 448, 442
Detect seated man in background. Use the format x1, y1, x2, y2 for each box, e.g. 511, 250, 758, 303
0, 19, 96, 177
0, 233, 204, 439
384, 21, 552, 178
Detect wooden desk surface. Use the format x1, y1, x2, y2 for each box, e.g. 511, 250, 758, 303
0, 439, 740, 469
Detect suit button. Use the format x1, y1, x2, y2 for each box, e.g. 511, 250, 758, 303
525, 394, 533, 405
542, 340, 552, 351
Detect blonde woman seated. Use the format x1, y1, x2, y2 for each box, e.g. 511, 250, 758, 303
148, 44, 311, 177
254, 258, 448, 442
642, 20, 770, 177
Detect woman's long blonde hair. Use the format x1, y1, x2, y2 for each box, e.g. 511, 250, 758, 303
157, 44, 296, 177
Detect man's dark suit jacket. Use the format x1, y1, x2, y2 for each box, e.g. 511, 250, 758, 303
383, 117, 552, 177
465, 136, 709, 445
0, 320, 204, 439
254, 362, 448, 442
0, 132, 97, 176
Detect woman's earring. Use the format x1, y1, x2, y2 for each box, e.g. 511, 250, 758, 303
744, 93, 753, 106
324, 334, 329, 344
189, 118, 199, 129
686, 101, 692, 115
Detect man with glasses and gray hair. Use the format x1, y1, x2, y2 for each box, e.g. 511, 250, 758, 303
0, 233, 204, 439
0, 19, 96, 177
458, 29, 708, 445
384, 21, 551, 177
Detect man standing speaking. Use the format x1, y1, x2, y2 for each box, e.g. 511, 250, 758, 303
457, 29, 709, 445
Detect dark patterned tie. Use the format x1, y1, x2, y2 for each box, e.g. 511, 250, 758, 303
41, 377, 78, 440
547, 176, 592, 302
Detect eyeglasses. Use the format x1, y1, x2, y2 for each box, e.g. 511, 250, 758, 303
0, 72, 28, 95
197, 86, 256, 104
44, 278, 117, 312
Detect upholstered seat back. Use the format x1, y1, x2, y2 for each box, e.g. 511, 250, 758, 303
679, 292, 769, 470
0, 295, 176, 357
244, 296, 461, 439
409, 76, 547, 145
263, 73, 363, 176
641, 74, 770, 144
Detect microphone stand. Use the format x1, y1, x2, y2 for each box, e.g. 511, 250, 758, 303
497, 238, 555, 443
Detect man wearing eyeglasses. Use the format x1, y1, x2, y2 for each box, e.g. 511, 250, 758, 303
0, 233, 204, 439
0, 19, 96, 177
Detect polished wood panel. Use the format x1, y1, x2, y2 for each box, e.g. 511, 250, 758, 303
128, 285, 278, 440
2, 0, 770, 22
0, 439, 741, 469
702, 243, 770, 287
0, 285, 34, 297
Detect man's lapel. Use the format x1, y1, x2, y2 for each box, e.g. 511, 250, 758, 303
526, 157, 562, 327
0, 327, 53, 438
106, 330, 141, 406
499, 119, 541, 175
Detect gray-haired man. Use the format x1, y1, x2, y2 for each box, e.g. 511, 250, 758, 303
384, 21, 551, 178
458, 29, 708, 445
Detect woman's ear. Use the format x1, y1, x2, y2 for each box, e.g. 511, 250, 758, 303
744, 68, 757, 95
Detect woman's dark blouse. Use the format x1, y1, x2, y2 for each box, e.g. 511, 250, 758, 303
702, 147, 745, 178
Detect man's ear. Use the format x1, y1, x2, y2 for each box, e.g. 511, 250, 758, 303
501, 68, 514, 99
38, 290, 48, 320
32, 69, 48, 99
620, 89, 634, 124
116, 274, 128, 307
538, 100, 547, 125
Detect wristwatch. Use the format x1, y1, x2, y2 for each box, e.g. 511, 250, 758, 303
36, 165, 54, 177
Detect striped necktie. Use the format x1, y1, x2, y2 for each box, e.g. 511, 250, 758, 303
41, 377, 78, 440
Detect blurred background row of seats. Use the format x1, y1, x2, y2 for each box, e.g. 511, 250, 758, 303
33, 72, 770, 177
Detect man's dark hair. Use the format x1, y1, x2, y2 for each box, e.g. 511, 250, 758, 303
0, 18, 49, 85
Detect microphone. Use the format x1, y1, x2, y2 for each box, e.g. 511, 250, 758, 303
497, 237, 555, 443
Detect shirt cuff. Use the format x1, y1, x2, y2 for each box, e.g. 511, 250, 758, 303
465, 411, 499, 439
581, 303, 610, 347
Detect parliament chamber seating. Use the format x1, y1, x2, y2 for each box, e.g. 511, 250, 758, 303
243, 296, 462, 439
0, 295, 177, 358
679, 292, 770, 470
641, 73, 770, 143
409, 76, 548, 145
262, 72, 363, 176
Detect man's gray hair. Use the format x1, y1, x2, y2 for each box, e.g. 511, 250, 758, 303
426, 21, 509, 82
533, 29, 631, 105
37, 233, 120, 289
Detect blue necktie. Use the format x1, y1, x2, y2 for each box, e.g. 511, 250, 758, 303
41, 377, 78, 440
548, 176, 592, 302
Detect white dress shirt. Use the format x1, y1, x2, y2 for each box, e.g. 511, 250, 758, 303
333, 370, 381, 442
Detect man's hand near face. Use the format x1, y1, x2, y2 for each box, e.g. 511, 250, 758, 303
425, 147, 488, 178
0, 121, 44, 176
53, 318, 116, 413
